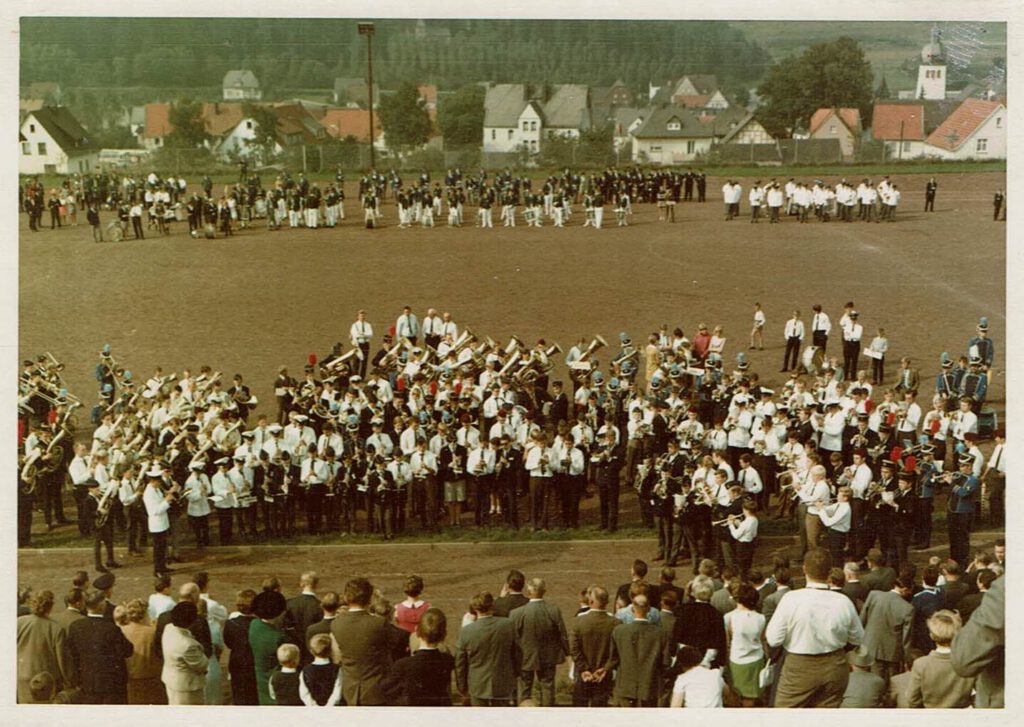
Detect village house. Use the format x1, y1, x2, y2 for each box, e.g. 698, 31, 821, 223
923, 97, 1006, 159
807, 107, 862, 160
222, 70, 262, 101
19, 106, 98, 175
482, 83, 592, 155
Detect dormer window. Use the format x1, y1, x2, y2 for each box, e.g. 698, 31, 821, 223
667, 117, 681, 131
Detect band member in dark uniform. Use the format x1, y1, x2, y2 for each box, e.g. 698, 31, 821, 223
593, 430, 624, 533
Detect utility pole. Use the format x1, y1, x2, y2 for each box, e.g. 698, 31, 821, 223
898, 120, 905, 161
358, 22, 376, 171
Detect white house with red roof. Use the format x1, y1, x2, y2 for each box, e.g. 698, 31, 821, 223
808, 107, 862, 160
923, 97, 1006, 159
871, 103, 927, 159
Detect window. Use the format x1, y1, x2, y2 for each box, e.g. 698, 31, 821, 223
686, 140, 696, 154
522, 121, 529, 131
507, 129, 514, 140
491, 129, 496, 140
937, 69, 942, 78
650, 145, 662, 153
530, 121, 537, 131
902, 141, 911, 152
21, 142, 30, 155
667, 119, 681, 131
37, 142, 47, 155
530, 139, 537, 151
996, 117, 1003, 128
976, 138, 988, 153
246, 121, 253, 130
29, 124, 35, 132
829, 124, 837, 136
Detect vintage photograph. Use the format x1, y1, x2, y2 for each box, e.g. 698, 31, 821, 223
15, 10, 1007, 712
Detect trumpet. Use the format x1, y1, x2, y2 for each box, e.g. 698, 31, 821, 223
711, 512, 746, 527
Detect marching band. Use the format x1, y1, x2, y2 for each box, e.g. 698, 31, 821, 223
17, 308, 1000, 576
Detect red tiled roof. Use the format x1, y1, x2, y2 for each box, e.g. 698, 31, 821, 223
872, 104, 925, 141
809, 107, 862, 135
144, 103, 172, 138
201, 102, 245, 137
321, 109, 382, 142
925, 98, 1002, 152
672, 94, 710, 108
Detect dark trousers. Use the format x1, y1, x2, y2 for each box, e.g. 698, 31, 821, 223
151, 529, 168, 575
842, 341, 860, 380
987, 475, 1005, 526
189, 514, 210, 547
826, 528, 847, 568
127, 504, 148, 552
948, 511, 972, 566
812, 331, 828, 352
216, 508, 233, 545
925, 195, 935, 212
235, 504, 256, 536
229, 666, 259, 705
470, 696, 513, 706
41, 475, 67, 524
672, 517, 701, 568
913, 498, 933, 547
325, 492, 341, 530
306, 487, 325, 534
518, 663, 556, 706
572, 678, 613, 707
131, 216, 144, 238
783, 336, 802, 370
411, 477, 434, 529
850, 499, 867, 559
617, 696, 658, 707
75, 489, 91, 536
736, 539, 755, 575
529, 476, 551, 529
83, 688, 128, 705
890, 531, 911, 573
656, 515, 674, 560
94, 524, 115, 567
18, 492, 33, 546
473, 476, 491, 526
871, 356, 885, 384
598, 479, 619, 531
357, 343, 370, 378
557, 475, 576, 528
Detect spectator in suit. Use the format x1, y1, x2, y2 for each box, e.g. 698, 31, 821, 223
859, 572, 913, 687
950, 575, 1004, 708
16, 590, 72, 703
66, 589, 133, 703
51, 587, 86, 634
250, 589, 293, 705
909, 565, 945, 661
956, 569, 997, 623
674, 575, 727, 669
609, 594, 673, 707
285, 571, 322, 665
386, 608, 454, 706
492, 570, 528, 617
455, 591, 518, 706
940, 561, 969, 612
861, 549, 897, 593
710, 568, 738, 615
330, 577, 391, 705
153, 583, 213, 661
119, 598, 165, 704
569, 585, 620, 707
222, 589, 258, 705
615, 559, 659, 610
657, 567, 686, 609
907, 610, 975, 708
749, 568, 776, 611
370, 591, 411, 664
841, 562, 869, 611
510, 577, 568, 706
160, 601, 208, 705
841, 644, 885, 707
305, 590, 341, 646
893, 357, 921, 396
761, 567, 792, 624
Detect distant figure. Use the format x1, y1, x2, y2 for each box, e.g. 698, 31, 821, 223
993, 190, 1004, 221
924, 178, 937, 212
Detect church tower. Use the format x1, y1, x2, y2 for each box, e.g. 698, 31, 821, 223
915, 26, 947, 100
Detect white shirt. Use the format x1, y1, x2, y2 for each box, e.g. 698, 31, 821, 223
728, 514, 758, 543
672, 667, 725, 708
524, 444, 553, 477
724, 609, 766, 663
818, 500, 851, 532
986, 443, 1006, 473
143, 483, 171, 533
350, 320, 373, 345
799, 477, 831, 514
843, 322, 863, 342
784, 318, 804, 340
466, 446, 495, 476
422, 315, 443, 337
811, 312, 831, 336
148, 593, 176, 621
766, 584, 863, 654
737, 467, 762, 495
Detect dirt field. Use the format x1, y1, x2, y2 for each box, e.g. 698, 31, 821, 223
16, 169, 1006, 701
20, 170, 1005, 414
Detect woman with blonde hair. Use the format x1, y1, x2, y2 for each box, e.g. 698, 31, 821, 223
120, 598, 166, 704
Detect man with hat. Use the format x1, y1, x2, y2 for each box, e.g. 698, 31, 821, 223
912, 443, 941, 550
143, 465, 179, 577
349, 310, 374, 378
274, 366, 296, 425
967, 317, 995, 372
890, 472, 916, 572
935, 352, 959, 411
83, 477, 120, 573
841, 311, 863, 381
947, 455, 981, 566
210, 457, 236, 545
957, 357, 988, 411
183, 461, 212, 549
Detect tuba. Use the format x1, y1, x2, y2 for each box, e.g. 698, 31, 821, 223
450, 328, 478, 355
504, 335, 524, 356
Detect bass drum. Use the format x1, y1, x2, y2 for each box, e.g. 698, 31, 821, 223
800, 345, 825, 375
